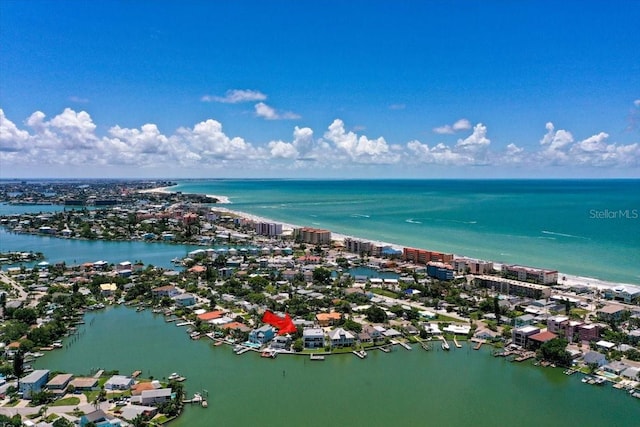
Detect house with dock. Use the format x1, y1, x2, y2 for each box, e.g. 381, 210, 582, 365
249, 325, 275, 345
303, 328, 326, 349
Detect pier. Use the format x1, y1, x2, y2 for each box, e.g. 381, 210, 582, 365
176, 321, 194, 327
379, 346, 391, 353
352, 350, 367, 359
309, 354, 325, 361
453, 337, 462, 348
391, 339, 412, 351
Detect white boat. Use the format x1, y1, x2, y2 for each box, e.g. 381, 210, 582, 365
441, 341, 450, 351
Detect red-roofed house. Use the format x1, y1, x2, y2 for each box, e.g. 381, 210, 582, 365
197, 310, 225, 322
527, 330, 558, 349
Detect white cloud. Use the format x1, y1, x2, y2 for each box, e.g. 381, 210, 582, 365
293, 126, 314, 156
178, 119, 260, 161
254, 102, 300, 120
2, 108, 639, 175
201, 89, 267, 103
323, 119, 397, 163
0, 109, 30, 152
433, 118, 472, 134
634, 99, 640, 107
268, 140, 298, 159
456, 123, 490, 151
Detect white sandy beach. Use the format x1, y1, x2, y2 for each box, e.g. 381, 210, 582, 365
139, 187, 232, 204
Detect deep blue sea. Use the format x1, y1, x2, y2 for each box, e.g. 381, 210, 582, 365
171, 179, 640, 284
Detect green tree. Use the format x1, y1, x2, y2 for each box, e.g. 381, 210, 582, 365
537, 338, 572, 366
365, 306, 387, 323
13, 349, 24, 381
293, 338, 303, 352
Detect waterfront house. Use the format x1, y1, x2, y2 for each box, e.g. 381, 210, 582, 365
271, 335, 291, 350
603, 285, 640, 304
527, 330, 558, 350
303, 328, 326, 349
511, 326, 540, 348
19, 369, 49, 399
80, 409, 122, 427
474, 328, 500, 340
582, 351, 607, 367
329, 328, 355, 348
100, 283, 117, 297
151, 285, 180, 298
603, 361, 628, 376
621, 366, 640, 381
104, 375, 134, 390
249, 325, 275, 345
131, 388, 172, 406
172, 293, 196, 307
316, 312, 342, 327
362, 325, 383, 342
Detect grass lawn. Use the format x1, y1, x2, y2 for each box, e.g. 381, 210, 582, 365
435, 313, 467, 322
51, 396, 81, 406
370, 288, 400, 298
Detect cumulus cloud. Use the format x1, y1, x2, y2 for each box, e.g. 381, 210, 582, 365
0, 109, 30, 152
456, 123, 490, 151
433, 118, 472, 134
201, 89, 267, 103
1, 108, 639, 174
635, 99, 640, 107
254, 102, 300, 120
323, 119, 398, 163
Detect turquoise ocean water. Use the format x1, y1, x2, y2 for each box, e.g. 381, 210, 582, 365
171, 179, 640, 285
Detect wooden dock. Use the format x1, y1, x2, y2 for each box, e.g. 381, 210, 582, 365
453, 337, 462, 348
379, 346, 390, 353
391, 340, 412, 351
473, 341, 483, 350
309, 354, 325, 361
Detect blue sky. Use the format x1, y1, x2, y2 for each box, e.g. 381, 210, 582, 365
1, 0, 639, 178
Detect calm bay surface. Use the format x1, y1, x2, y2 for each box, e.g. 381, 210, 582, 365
35, 306, 639, 427
0, 228, 200, 269
172, 179, 640, 285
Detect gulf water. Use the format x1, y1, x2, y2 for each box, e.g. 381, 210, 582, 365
171, 179, 640, 285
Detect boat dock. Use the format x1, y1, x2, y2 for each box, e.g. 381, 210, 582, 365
391, 340, 412, 351
473, 341, 483, 350
235, 346, 251, 355
514, 351, 536, 362
379, 346, 391, 353
352, 350, 367, 359
453, 337, 462, 348
309, 354, 325, 361
176, 321, 194, 327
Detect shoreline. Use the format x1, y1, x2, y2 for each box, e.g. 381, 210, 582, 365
159, 186, 638, 291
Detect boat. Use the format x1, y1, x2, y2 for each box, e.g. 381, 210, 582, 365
52, 341, 63, 348
309, 354, 325, 361
214, 340, 224, 346
353, 350, 367, 359
441, 341, 450, 351
261, 350, 277, 358
190, 331, 201, 340
168, 373, 186, 382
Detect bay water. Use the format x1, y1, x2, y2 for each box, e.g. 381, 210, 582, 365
35, 306, 639, 427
